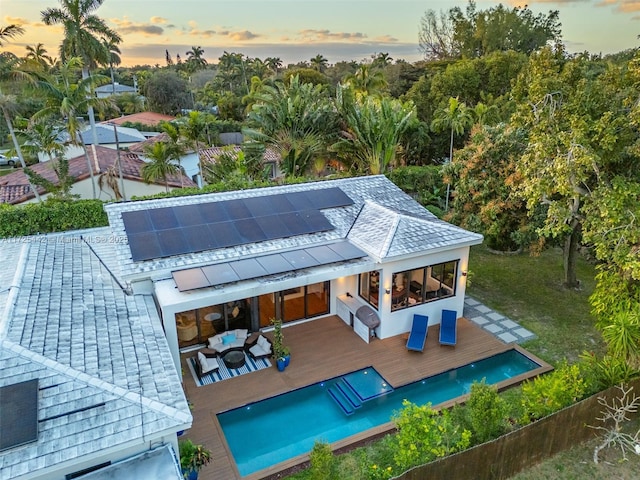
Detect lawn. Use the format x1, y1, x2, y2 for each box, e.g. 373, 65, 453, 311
467, 244, 605, 364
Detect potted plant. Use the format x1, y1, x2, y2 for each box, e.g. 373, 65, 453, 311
271, 318, 288, 371
179, 438, 212, 480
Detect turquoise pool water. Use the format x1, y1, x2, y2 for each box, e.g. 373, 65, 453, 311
217, 349, 541, 477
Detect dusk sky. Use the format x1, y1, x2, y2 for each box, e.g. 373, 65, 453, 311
1, 0, 637, 67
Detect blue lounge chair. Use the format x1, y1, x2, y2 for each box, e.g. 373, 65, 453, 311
406, 314, 429, 352
439, 309, 458, 346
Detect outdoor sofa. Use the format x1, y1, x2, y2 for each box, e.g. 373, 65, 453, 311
208, 329, 249, 354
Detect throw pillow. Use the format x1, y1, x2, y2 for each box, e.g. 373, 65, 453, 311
222, 334, 236, 345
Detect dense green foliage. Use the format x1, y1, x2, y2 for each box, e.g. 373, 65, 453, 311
464, 380, 508, 443
0, 199, 107, 236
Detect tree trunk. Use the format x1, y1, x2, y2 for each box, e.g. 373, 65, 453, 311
563, 220, 581, 289
2, 105, 42, 202
81, 66, 98, 199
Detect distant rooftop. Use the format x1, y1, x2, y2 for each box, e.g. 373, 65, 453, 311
102, 112, 176, 127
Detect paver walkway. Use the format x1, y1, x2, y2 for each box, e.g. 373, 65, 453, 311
463, 297, 536, 344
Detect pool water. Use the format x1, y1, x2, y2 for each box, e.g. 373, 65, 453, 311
217, 349, 541, 477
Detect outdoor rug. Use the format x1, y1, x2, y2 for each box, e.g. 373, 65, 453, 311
187, 353, 271, 387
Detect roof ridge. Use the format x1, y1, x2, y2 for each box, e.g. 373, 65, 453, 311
0, 338, 191, 424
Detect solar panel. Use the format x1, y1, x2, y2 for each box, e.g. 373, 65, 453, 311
327, 240, 368, 260
210, 221, 243, 248
0, 379, 38, 452
157, 228, 187, 257
128, 231, 163, 261
202, 263, 240, 284
305, 245, 343, 264
224, 199, 252, 220
269, 194, 296, 213
234, 218, 268, 243
300, 209, 334, 232
200, 202, 231, 223
281, 249, 320, 269
182, 224, 218, 252
284, 192, 314, 211
121, 210, 152, 234
229, 258, 269, 280
242, 196, 276, 217
254, 214, 292, 240
175, 204, 205, 227
148, 207, 179, 230
256, 254, 294, 275
303, 187, 354, 209
279, 212, 312, 236
173, 268, 210, 291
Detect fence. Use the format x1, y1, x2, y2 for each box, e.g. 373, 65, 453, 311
396, 377, 640, 480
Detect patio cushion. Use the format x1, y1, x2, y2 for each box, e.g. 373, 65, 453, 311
222, 334, 236, 345
197, 352, 219, 375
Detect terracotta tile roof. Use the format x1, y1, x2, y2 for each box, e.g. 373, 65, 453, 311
199, 145, 280, 164
102, 112, 176, 126
0, 146, 195, 204
128, 133, 171, 153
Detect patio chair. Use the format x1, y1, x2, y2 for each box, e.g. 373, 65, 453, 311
406, 314, 429, 352
195, 351, 219, 378
439, 309, 458, 346
246, 334, 273, 360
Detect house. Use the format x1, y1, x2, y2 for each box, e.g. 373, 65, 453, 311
57, 124, 147, 161
102, 175, 483, 374
0, 228, 190, 479
0, 145, 196, 204
94, 82, 137, 98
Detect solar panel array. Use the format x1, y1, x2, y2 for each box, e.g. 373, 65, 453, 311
0, 379, 39, 452
172, 240, 367, 292
122, 187, 354, 262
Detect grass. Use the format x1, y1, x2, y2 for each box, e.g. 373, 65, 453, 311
467, 244, 605, 365
0, 167, 16, 176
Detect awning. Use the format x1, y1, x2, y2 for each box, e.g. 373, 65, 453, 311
78, 444, 182, 480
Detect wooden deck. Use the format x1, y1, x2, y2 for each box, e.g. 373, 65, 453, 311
180, 315, 549, 480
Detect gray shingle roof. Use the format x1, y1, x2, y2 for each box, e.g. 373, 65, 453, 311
0, 232, 190, 478
104, 175, 483, 280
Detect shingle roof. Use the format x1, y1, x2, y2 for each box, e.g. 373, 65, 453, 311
0, 146, 196, 204
104, 175, 483, 281
0, 231, 191, 478
95, 83, 137, 94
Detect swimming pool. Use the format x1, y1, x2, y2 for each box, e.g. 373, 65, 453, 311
217, 348, 543, 477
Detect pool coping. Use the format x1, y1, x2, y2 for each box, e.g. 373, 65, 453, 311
235, 344, 553, 480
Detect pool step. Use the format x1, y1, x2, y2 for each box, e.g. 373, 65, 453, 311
327, 386, 355, 415
336, 379, 363, 409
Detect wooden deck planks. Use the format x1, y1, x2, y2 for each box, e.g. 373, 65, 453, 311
181, 315, 522, 480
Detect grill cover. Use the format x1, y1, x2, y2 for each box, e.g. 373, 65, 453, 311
355, 305, 380, 329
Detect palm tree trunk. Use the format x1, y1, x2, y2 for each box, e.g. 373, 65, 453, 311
2, 106, 42, 202
81, 66, 98, 198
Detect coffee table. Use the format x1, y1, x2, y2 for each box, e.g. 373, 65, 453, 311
222, 348, 246, 369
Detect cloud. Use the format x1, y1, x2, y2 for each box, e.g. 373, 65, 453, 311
226, 30, 260, 41
373, 35, 399, 44
4, 16, 31, 26
150, 17, 167, 25
297, 29, 368, 43
111, 17, 164, 36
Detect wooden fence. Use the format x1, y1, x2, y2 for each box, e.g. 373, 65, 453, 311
396, 377, 640, 480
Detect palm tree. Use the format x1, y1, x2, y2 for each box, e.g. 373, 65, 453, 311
265, 57, 282, 75
142, 141, 184, 192
372, 52, 393, 68
24, 43, 54, 71
0, 24, 42, 201
310, 54, 329, 73
431, 96, 474, 210
179, 111, 208, 187
472, 102, 500, 126
343, 64, 387, 96
41, 0, 121, 152
17, 118, 65, 163
102, 38, 121, 93
33, 58, 112, 199
185, 46, 207, 72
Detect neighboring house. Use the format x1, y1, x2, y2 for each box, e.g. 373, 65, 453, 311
0, 145, 195, 204
0, 229, 190, 480
101, 175, 483, 374
94, 82, 137, 98
129, 134, 201, 186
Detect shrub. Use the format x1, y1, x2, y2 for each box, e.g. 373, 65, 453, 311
0, 199, 108, 237
520, 361, 588, 423
579, 351, 640, 392
466, 380, 509, 444
391, 400, 471, 472
309, 441, 336, 480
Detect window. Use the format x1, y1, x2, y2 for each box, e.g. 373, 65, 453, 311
391, 260, 458, 311
359, 270, 381, 308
